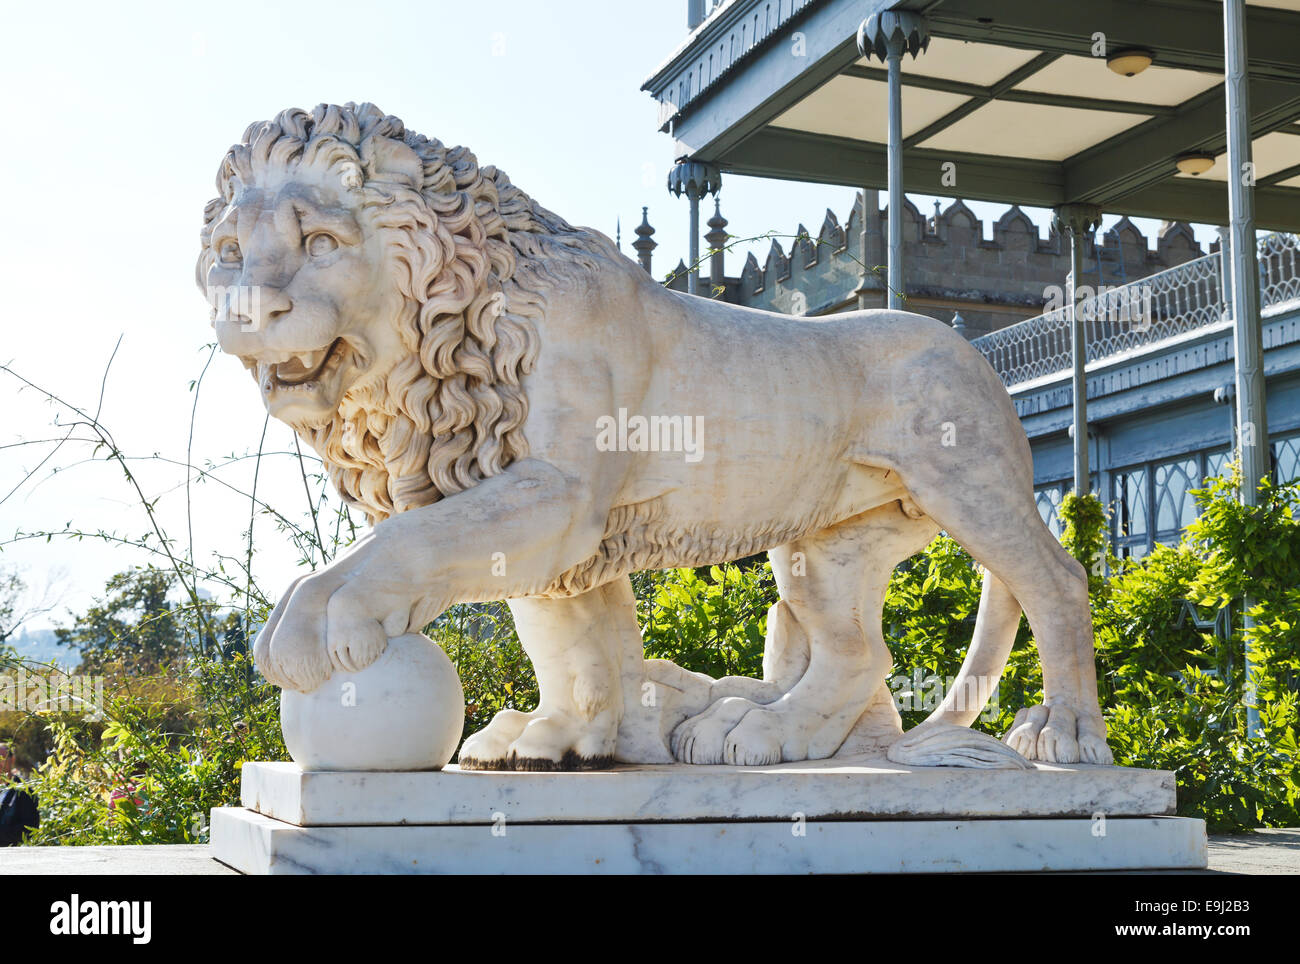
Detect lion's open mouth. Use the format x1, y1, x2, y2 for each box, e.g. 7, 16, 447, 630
271, 338, 348, 388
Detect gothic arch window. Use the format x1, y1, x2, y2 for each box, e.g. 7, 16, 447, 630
1154, 458, 1198, 543
1111, 448, 1232, 558
1205, 449, 1232, 482
1113, 467, 1150, 559
1273, 434, 1300, 484
1035, 485, 1065, 538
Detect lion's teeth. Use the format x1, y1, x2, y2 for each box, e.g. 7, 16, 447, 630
297, 353, 314, 369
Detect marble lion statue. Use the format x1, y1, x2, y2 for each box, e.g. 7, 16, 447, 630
197, 103, 1112, 771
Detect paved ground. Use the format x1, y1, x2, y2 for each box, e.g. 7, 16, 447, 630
0, 830, 1296, 874
0, 844, 238, 875
1204, 827, 1300, 874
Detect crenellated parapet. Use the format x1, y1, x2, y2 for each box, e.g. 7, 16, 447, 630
727, 194, 1204, 337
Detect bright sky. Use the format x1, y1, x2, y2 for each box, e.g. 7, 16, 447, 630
0, 0, 1218, 632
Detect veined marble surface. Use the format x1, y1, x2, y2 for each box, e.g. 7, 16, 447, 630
279, 633, 463, 771
211, 807, 1208, 875
201, 103, 1114, 774
239, 758, 1175, 827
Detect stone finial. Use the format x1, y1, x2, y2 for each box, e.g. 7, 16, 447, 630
951, 311, 966, 333
632, 206, 657, 274
705, 198, 729, 287
857, 11, 930, 62
667, 160, 721, 200
705, 197, 728, 244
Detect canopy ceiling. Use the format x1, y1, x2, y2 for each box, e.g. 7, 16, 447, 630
643, 0, 1300, 228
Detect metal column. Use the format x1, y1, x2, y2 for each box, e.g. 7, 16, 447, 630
1056, 204, 1102, 496
858, 13, 929, 312
885, 46, 903, 308
668, 161, 720, 297
1225, 0, 1268, 737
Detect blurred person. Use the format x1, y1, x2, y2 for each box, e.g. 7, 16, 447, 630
0, 743, 39, 845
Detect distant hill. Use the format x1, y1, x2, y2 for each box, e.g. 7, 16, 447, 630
4, 628, 74, 669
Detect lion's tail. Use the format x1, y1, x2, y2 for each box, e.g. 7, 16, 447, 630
886, 569, 1030, 769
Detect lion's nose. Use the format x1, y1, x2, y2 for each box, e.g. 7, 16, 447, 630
232, 287, 293, 333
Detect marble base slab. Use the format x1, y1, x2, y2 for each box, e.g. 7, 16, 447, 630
210, 807, 1208, 874
239, 758, 1176, 826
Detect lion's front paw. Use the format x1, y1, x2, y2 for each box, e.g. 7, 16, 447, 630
1003, 704, 1113, 765
460, 708, 618, 771
324, 583, 390, 674
255, 572, 400, 693
255, 621, 332, 694
459, 710, 533, 768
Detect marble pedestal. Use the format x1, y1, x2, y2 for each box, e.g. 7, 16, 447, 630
210, 758, 1209, 874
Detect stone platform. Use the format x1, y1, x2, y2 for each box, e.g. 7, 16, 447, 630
210, 757, 1209, 874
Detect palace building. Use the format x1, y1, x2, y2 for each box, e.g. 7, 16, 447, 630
639, 0, 1300, 557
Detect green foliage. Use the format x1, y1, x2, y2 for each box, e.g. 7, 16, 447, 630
1092, 469, 1300, 831
637, 565, 775, 680
1, 563, 286, 844
16, 653, 285, 845
1186, 467, 1300, 607
54, 569, 191, 675
882, 538, 1039, 735
1059, 491, 1108, 591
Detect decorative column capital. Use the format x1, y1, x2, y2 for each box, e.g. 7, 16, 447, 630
667, 159, 721, 200
1053, 203, 1103, 238
857, 12, 930, 62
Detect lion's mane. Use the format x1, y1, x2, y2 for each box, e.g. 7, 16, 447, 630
199, 102, 617, 523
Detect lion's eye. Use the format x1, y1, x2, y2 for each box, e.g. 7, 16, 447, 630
306, 233, 339, 258
218, 239, 242, 265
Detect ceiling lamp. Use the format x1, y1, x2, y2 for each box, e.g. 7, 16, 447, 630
1175, 153, 1216, 176
1107, 48, 1154, 76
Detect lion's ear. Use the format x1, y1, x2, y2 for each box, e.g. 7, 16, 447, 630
360, 136, 424, 191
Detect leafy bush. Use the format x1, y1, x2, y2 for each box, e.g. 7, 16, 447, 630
637, 565, 774, 680
1060, 491, 1108, 592
14, 653, 284, 845
1097, 470, 1300, 831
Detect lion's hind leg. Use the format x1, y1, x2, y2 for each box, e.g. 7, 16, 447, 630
887, 460, 1112, 766
672, 501, 938, 765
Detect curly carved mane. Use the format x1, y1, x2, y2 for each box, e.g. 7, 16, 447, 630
199, 102, 617, 522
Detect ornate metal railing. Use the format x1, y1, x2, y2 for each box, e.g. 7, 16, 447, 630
972, 254, 1225, 386
1261, 232, 1300, 311
973, 234, 1300, 387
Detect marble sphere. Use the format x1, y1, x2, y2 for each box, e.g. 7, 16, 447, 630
280, 633, 464, 771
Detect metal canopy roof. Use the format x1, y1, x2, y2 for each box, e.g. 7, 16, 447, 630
642, 0, 1300, 229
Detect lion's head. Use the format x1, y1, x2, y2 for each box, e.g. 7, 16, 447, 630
197, 102, 613, 523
